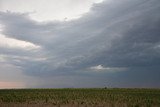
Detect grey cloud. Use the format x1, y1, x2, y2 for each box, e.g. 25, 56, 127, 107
0, 0, 160, 87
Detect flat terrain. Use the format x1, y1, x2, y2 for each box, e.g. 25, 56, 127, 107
0, 88, 160, 107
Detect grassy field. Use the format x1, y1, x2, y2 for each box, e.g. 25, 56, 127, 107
0, 88, 160, 107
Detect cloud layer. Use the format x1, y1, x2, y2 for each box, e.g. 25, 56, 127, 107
0, 0, 160, 88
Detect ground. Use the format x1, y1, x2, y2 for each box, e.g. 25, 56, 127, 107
0, 88, 160, 107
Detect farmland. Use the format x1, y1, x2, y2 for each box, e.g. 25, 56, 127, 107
0, 88, 160, 107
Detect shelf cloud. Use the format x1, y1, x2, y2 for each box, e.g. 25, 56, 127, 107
0, 0, 160, 88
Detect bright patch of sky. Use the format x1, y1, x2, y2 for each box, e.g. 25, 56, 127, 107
0, 34, 40, 50
0, 82, 25, 89
0, 0, 104, 22
89, 65, 127, 72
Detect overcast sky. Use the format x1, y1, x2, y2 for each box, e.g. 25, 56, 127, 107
0, 0, 160, 88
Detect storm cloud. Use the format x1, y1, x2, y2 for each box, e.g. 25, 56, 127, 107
0, 0, 160, 88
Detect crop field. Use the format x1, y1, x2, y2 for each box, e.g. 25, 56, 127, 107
0, 88, 160, 107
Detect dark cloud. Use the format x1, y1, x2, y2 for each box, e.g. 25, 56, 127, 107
0, 0, 160, 88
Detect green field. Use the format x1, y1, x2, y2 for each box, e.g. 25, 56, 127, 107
0, 88, 160, 107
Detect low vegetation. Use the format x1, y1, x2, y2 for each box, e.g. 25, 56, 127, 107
0, 88, 160, 107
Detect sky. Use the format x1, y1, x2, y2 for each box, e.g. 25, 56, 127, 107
0, 0, 160, 89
